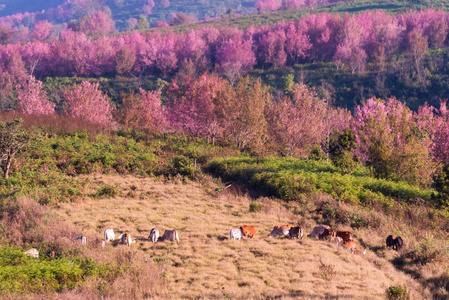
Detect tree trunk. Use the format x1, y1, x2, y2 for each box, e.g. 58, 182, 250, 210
3, 156, 11, 179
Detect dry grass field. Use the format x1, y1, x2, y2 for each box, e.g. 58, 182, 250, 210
46, 174, 433, 299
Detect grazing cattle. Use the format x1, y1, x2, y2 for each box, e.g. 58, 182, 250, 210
149, 228, 160, 243
319, 229, 336, 240
342, 240, 357, 253
119, 233, 136, 246
159, 230, 179, 244
75, 236, 87, 246
336, 231, 353, 241
289, 226, 304, 239
308, 225, 331, 238
240, 225, 257, 238
269, 224, 294, 238
104, 229, 115, 242
331, 236, 343, 245
386, 235, 395, 248
229, 228, 242, 240
24, 248, 39, 258
393, 236, 403, 251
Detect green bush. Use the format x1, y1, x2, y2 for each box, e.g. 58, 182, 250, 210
95, 184, 121, 199
206, 157, 436, 210
172, 155, 195, 177
386, 285, 410, 300
249, 202, 262, 212
0, 246, 105, 295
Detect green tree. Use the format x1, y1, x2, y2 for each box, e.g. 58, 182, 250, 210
329, 128, 358, 174
135, 15, 150, 30
0, 119, 30, 179
432, 164, 449, 206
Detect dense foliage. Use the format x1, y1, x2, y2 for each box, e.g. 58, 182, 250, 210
206, 157, 436, 208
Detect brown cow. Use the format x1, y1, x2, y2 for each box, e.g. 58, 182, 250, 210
240, 225, 257, 238
342, 240, 357, 253
289, 226, 304, 239
319, 228, 336, 240
269, 224, 294, 238
386, 235, 395, 248
336, 231, 353, 241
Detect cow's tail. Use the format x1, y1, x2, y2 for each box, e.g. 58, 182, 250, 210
175, 230, 179, 245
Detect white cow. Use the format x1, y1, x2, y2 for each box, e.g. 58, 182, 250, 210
308, 225, 331, 238
330, 236, 343, 245
24, 248, 39, 258
229, 228, 242, 240
119, 233, 136, 246
159, 230, 179, 244
75, 236, 87, 246
149, 228, 159, 243
104, 229, 115, 242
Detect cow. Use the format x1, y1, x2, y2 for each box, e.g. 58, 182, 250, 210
319, 228, 336, 240
393, 236, 403, 251
24, 248, 39, 258
336, 231, 353, 241
229, 228, 242, 240
342, 240, 357, 253
240, 225, 257, 238
149, 228, 160, 243
159, 230, 179, 244
386, 235, 395, 248
119, 233, 136, 246
289, 226, 304, 239
75, 236, 87, 246
330, 236, 343, 245
308, 225, 331, 238
104, 229, 115, 242
269, 224, 294, 238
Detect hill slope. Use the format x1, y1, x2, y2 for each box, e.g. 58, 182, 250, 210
52, 174, 426, 299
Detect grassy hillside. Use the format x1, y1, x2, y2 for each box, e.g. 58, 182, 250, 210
0, 123, 447, 298
50, 174, 427, 299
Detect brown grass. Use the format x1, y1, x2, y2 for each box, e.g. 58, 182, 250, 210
48, 174, 432, 299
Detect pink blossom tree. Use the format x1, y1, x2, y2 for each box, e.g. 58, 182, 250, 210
266, 83, 327, 156
16, 76, 54, 115
30, 21, 53, 41
165, 74, 234, 143
63, 81, 115, 126
215, 33, 256, 84
160, 0, 170, 8
255, 0, 282, 12
78, 10, 115, 36
417, 100, 449, 164
352, 97, 435, 185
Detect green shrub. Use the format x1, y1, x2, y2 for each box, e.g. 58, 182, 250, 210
249, 202, 262, 212
172, 155, 195, 177
309, 145, 326, 161
386, 285, 410, 300
0, 246, 105, 295
95, 184, 121, 199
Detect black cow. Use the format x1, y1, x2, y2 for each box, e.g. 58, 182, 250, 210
386, 235, 395, 248
393, 236, 403, 251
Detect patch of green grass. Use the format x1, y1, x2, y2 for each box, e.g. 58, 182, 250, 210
0, 246, 114, 295
206, 157, 436, 208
